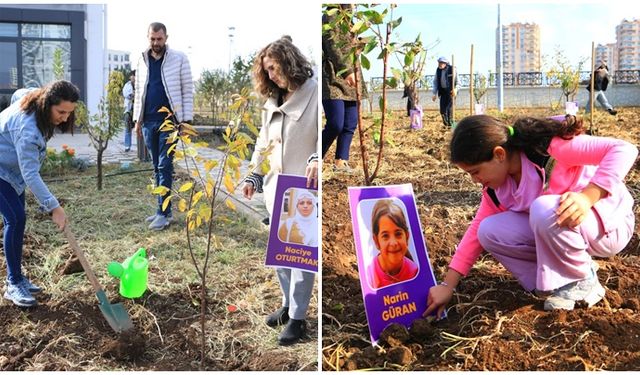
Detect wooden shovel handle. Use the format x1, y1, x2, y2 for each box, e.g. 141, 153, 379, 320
63, 225, 104, 293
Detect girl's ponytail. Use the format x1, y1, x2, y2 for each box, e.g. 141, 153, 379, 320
451, 114, 584, 166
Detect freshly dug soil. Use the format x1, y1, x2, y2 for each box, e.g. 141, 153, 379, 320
322, 108, 640, 370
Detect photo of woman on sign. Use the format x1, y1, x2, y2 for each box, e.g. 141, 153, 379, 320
278, 188, 318, 247
365, 199, 419, 289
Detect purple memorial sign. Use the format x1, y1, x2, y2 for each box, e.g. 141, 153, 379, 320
348, 184, 439, 344
265, 174, 318, 273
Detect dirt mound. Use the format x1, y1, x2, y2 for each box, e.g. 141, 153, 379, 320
322, 108, 640, 370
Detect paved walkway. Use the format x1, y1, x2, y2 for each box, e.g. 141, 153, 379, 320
47, 129, 268, 222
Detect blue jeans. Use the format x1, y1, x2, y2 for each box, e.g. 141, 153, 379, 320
142, 119, 175, 216
322, 99, 358, 161
123, 112, 133, 150
0, 178, 26, 284
585, 90, 613, 113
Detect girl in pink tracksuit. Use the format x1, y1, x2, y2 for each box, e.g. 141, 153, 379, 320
425, 114, 637, 316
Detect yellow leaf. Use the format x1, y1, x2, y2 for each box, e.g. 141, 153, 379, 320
158, 106, 172, 113
260, 160, 270, 174
223, 174, 234, 193
152, 186, 170, 195
162, 195, 172, 211
204, 160, 218, 173
178, 182, 194, 193
205, 180, 215, 197
196, 215, 202, 228
192, 191, 204, 205
245, 120, 259, 137
174, 150, 185, 159
178, 198, 188, 212
185, 148, 198, 157
188, 220, 196, 231
225, 198, 236, 211
225, 126, 231, 138
167, 143, 178, 156
198, 205, 212, 222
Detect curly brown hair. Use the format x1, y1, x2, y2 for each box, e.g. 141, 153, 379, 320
20, 80, 80, 140
252, 36, 313, 99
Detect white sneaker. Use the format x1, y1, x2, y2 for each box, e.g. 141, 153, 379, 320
4, 282, 37, 307
544, 271, 605, 311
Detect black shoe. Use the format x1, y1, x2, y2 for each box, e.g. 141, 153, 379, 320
278, 319, 306, 346
265, 306, 289, 327
608, 108, 617, 115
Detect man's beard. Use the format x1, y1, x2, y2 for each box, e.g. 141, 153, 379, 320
152, 45, 166, 54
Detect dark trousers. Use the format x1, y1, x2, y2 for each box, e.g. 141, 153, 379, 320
142, 119, 176, 216
438, 89, 453, 125
0, 178, 26, 284
322, 99, 358, 161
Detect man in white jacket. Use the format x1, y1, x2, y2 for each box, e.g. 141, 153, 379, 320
133, 22, 193, 230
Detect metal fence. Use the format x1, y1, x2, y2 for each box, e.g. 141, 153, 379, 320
370, 70, 640, 90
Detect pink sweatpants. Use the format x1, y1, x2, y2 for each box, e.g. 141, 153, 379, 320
477, 195, 634, 291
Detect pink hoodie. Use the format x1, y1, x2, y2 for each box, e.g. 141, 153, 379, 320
449, 134, 638, 276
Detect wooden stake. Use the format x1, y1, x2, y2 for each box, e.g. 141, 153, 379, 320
470, 44, 474, 115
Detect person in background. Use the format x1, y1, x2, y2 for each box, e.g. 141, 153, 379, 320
321, 4, 366, 172
122, 70, 135, 152
585, 62, 617, 116
432, 56, 457, 127
133, 22, 193, 231
0, 80, 79, 307
242, 36, 318, 346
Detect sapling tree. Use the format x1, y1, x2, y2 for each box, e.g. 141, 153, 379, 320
151, 88, 270, 368
323, 4, 404, 185
546, 49, 586, 104
77, 71, 125, 190
473, 73, 488, 104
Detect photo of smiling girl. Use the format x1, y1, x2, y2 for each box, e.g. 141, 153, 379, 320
365, 198, 419, 289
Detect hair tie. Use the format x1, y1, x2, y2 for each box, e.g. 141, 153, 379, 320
507, 125, 514, 137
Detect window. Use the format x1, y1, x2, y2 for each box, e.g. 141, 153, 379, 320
22, 41, 71, 86
22, 23, 70, 38
0, 42, 18, 89
0, 22, 18, 37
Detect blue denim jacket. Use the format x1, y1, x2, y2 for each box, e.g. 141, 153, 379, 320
0, 102, 59, 212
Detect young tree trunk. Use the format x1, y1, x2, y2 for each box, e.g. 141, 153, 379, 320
96, 148, 104, 190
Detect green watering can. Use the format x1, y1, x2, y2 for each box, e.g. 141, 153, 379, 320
107, 248, 149, 298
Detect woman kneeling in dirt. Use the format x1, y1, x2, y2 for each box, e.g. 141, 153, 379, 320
242, 36, 318, 346
0, 80, 79, 307
425, 114, 637, 318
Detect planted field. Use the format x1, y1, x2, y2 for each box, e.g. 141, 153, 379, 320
322, 108, 640, 370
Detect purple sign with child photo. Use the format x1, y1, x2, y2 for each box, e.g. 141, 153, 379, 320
348, 184, 439, 344
265, 174, 318, 273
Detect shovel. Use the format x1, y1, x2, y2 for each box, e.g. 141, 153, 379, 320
63, 225, 134, 333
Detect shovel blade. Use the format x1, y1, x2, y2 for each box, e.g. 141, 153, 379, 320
99, 302, 134, 333
96, 290, 134, 333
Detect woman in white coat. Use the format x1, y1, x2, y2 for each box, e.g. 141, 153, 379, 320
242, 36, 318, 346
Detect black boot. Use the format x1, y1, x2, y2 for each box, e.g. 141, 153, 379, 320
278, 319, 306, 346
440, 114, 450, 127
608, 108, 617, 116
265, 306, 289, 327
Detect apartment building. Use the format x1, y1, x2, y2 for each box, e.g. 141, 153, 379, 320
107, 49, 131, 72
499, 22, 541, 73
616, 19, 640, 70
